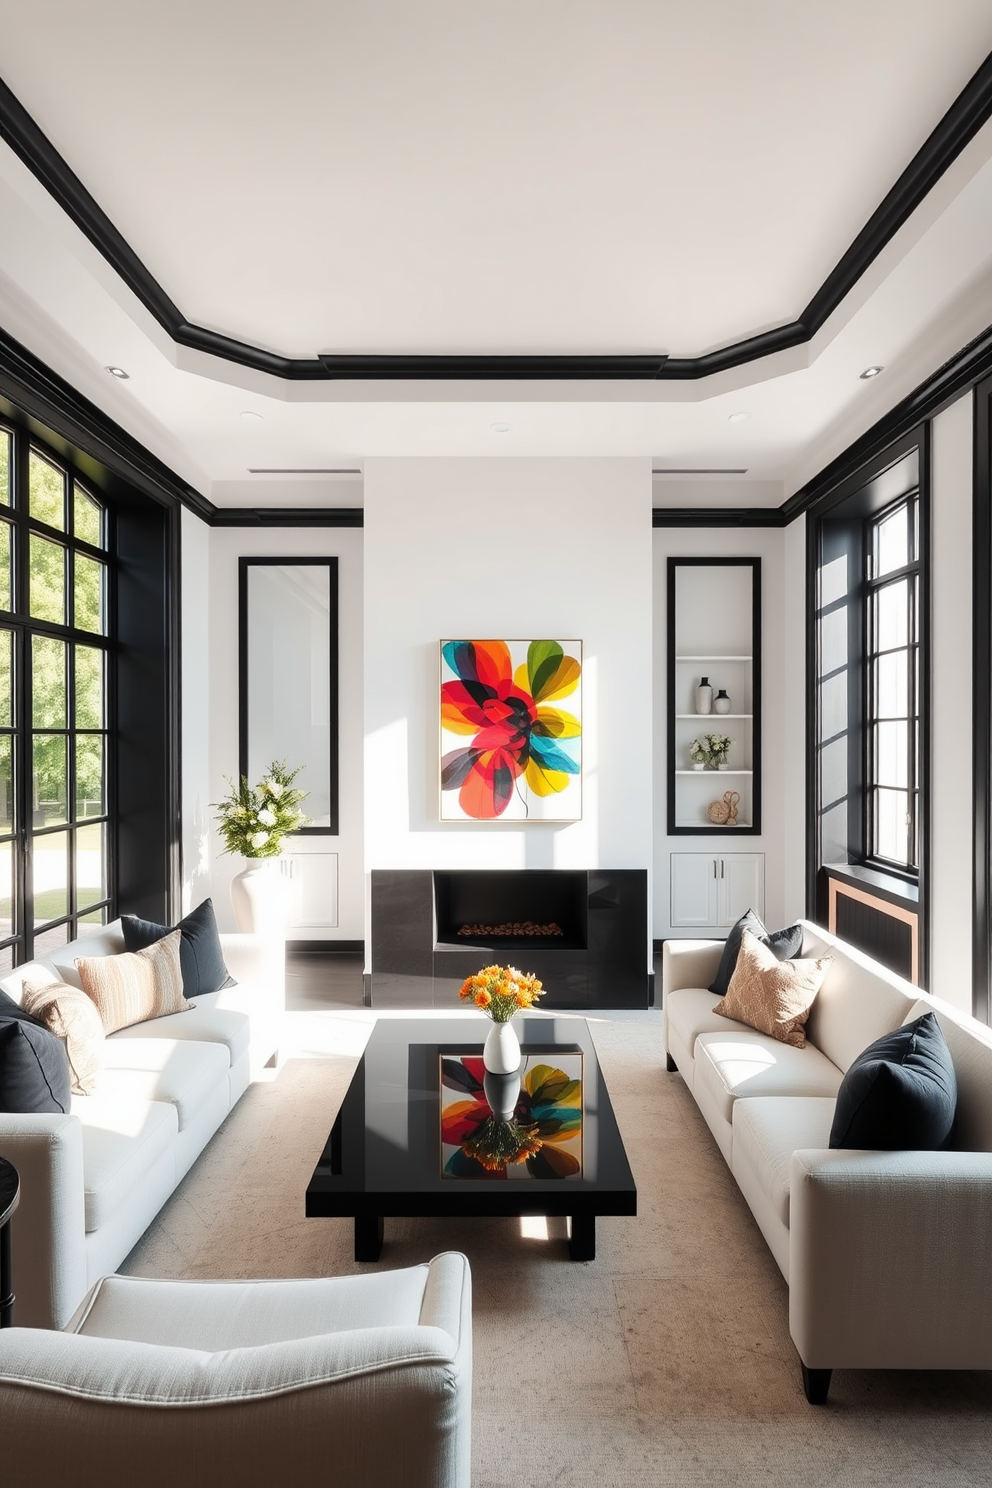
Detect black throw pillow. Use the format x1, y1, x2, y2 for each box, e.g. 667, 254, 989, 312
121, 898, 235, 997
708, 909, 804, 996
0, 989, 71, 1113
829, 1012, 957, 1151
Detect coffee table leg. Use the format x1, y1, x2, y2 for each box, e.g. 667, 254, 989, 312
569, 1214, 595, 1261
355, 1214, 384, 1262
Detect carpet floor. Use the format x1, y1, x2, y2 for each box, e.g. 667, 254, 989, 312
121, 1005, 992, 1487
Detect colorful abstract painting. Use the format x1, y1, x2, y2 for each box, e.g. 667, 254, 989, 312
439, 1053, 583, 1180
439, 639, 582, 821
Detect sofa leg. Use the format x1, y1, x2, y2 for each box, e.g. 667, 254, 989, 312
801, 1363, 832, 1404
665, 1052, 678, 1073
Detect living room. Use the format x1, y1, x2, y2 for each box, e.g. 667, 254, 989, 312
3, 5, 992, 1485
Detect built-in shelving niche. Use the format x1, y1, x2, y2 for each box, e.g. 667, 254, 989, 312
666, 556, 762, 836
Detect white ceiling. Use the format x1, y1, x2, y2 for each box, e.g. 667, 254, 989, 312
0, 1, 991, 506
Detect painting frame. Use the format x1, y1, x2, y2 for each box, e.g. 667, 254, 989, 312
439, 638, 583, 823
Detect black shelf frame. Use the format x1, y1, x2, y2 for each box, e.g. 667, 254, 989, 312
666, 556, 762, 837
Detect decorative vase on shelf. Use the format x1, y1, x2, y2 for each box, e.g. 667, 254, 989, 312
693, 762, 705, 771
714, 689, 731, 714
484, 1019, 521, 1074
230, 857, 291, 935
695, 677, 713, 714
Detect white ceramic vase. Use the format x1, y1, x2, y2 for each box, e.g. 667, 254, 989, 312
230, 857, 291, 935
695, 677, 713, 714
714, 690, 732, 714
484, 1019, 521, 1075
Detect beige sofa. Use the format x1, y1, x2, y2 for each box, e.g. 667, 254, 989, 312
663, 919, 992, 1402
0, 920, 284, 1330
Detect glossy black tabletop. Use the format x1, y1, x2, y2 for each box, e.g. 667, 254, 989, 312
305, 1016, 637, 1221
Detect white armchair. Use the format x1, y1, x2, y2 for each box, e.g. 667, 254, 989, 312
0, 1252, 472, 1488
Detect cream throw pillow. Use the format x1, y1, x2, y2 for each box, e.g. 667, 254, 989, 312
76, 929, 191, 1035
714, 928, 831, 1048
21, 978, 106, 1095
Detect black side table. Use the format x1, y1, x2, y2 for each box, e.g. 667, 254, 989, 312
0, 1156, 19, 1328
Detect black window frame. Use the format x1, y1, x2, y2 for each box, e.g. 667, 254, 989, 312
864, 492, 921, 874
0, 421, 115, 965
807, 426, 930, 980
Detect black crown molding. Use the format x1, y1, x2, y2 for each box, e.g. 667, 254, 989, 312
2, 52, 992, 382
783, 320, 992, 520
652, 506, 786, 528
0, 321, 364, 527
207, 505, 363, 528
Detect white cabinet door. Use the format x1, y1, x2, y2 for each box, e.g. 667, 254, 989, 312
671, 852, 764, 928
671, 853, 719, 926
282, 851, 339, 929
719, 853, 764, 925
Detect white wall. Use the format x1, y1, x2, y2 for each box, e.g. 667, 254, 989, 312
652, 521, 801, 937
363, 457, 655, 938
182, 521, 365, 938
929, 392, 974, 1010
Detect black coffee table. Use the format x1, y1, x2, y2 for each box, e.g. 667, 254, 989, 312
305, 1015, 636, 1261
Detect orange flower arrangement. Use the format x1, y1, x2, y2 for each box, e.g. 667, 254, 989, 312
458, 964, 544, 1022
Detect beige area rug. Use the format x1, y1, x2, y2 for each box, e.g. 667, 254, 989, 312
122, 1008, 992, 1488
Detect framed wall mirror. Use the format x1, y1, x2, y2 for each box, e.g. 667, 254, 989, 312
239, 557, 338, 833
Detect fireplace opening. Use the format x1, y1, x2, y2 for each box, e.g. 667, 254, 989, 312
433, 870, 588, 952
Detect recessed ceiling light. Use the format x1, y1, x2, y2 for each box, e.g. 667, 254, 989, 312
728, 411, 750, 423
859, 365, 885, 380
105, 365, 129, 379
240, 410, 263, 423
490, 422, 511, 433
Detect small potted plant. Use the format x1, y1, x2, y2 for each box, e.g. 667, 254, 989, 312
688, 737, 711, 770
705, 732, 734, 770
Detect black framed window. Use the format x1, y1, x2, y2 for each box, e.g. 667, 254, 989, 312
0, 423, 112, 969
865, 496, 920, 871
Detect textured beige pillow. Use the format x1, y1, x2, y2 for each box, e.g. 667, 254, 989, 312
21, 978, 106, 1095
75, 929, 191, 1035
714, 928, 831, 1048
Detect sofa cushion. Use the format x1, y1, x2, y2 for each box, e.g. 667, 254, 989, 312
829, 1012, 957, 1150
714, 930, 831, 1048
905, 997, 992, 1153
709, 909, 804, 996
21, 978, 106, 1096
0, 991, 71, 1113
75, 1095, 177, 1232
98, 1037, 231, 1131
694, 1028, 844, 1127
121, 898, 235, 997
801, 922, 917, 1073
665, 987, 756, 1054
76, 931, 192, 1034
109, 993, 250, 1069
732, 1095, 837, 1228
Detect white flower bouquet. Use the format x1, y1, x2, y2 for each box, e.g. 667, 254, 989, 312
212, 759, 309, 858
688, 733, 735, 768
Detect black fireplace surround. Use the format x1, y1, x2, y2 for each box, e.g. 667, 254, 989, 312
369, 868, 649, 1009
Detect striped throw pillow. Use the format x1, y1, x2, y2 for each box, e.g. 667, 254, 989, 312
75, 930, 192, 1035
21, 977, 106, 1095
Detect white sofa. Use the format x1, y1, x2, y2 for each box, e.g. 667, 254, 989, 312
0, 1253, 472, 1488
663, 919, 992, 1402
0, 920, 284, 1330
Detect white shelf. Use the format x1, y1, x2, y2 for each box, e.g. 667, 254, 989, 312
676, 713, 752, 719
675, 822, 754, 831
675, 655, 753, 662
675, 769, 753, 776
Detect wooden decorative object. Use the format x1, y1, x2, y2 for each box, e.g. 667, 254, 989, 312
707, 790, 740, 826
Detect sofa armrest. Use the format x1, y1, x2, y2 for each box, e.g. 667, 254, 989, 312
0, 1115, 87, 1330
662, 939, 723, 996
790, 1147, 992, 1371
